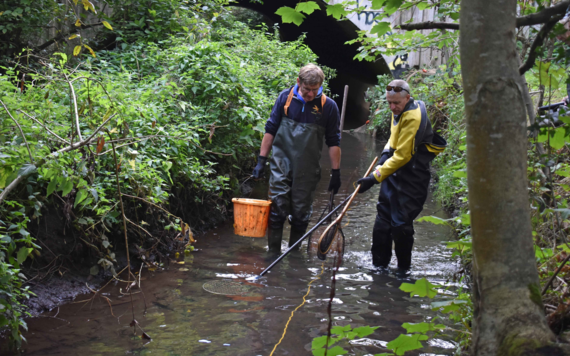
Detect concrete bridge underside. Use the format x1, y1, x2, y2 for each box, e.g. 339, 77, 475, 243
233, 0, 392, 129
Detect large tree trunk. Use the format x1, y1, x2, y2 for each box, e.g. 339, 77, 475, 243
459, 0, 556, 354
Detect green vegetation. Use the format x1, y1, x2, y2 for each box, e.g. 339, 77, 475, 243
0, 4, 332, 348
311, 278, 471, 355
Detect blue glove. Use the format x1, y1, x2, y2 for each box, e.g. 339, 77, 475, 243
252, 155, 267, 179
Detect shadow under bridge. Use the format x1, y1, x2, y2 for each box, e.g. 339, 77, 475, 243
231, 0, 392, 129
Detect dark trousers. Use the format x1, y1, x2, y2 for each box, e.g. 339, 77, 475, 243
371, 154, 431, 269
372, 215, 415, 269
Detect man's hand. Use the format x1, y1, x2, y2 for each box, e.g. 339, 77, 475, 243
328, 169, 341, 194
357, 176, 379, 193
252, 155, 267, 179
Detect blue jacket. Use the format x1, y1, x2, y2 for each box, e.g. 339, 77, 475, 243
265, 85, 341, 147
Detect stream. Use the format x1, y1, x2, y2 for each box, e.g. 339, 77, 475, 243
10, 132, 459, 355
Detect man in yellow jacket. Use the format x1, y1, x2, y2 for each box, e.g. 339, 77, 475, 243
357, 80, 446, 271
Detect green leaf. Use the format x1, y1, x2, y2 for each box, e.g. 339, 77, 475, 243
296, 1, 320, 15
89, 188, 99, 203
402, 322, 444, 334
312, 336, 327, 350
370, 22, 391, 36
0, 315, 8, 328
74, 189, 88, 208
385, 0, 404, 14
371, 0, 387, 9
460, 213, 470, 226
313, 349, 325, 356
18, 163, 36, 176
453, 170, 467, 178
416, 215, 451, 226
386, 334, 428, 355
61, 179, 73, 197
399, 278, 438, 298
449, 12, 460, 20
17, 247, 32, 264
331, 324, 352, 337
326, 4, 348, 19
276, 6, 306, 26
352, 325, 379, 338
537, 128, 549, 143
46, 178, 57, 198
312, 335, 337, 349
549, 127, 566, 150
446, 240, 472, 252
416, 2, 430, 10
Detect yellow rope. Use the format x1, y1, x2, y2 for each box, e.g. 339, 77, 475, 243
269, 262, 325, 356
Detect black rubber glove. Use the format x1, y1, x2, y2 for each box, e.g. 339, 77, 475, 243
378, 152, 390, 166
252, 155, 267, 179
357, 176, 379, 194
328, 169, 341, 194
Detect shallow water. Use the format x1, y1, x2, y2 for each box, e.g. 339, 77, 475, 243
9, 133, 459, 355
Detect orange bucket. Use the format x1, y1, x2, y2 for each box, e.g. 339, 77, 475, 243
232, 198, 271, 238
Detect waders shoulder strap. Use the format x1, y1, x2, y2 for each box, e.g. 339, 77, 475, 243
284, 88, 295, 116
283, 88, 327, 117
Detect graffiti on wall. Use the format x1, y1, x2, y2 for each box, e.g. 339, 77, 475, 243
387, 54, 410, 79
355, 0, 383, 26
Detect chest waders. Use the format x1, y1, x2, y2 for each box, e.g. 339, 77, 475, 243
266, 91, 327, 254
372, 100, 447, 270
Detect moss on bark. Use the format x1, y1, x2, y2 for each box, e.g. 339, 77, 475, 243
528, 283, 544, 309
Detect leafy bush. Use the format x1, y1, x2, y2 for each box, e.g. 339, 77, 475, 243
0, 15, 330, 348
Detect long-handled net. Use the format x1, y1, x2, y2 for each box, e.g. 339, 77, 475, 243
307, 192, 346, 260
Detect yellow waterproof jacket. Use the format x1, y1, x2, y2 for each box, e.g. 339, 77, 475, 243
372, 99, 446, 183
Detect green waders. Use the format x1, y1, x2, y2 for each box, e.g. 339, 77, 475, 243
267, 116, 326, 253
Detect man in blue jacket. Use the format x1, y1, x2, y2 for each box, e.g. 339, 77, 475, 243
252, 64, 342, 254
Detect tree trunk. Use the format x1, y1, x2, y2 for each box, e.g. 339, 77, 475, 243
459, 0, 557, 354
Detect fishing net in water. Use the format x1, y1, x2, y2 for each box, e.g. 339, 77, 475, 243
202, 280, 250, 295
307, 193, 345, 261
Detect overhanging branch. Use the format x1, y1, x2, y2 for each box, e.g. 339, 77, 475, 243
517, 0, 570, 27
519, 13, 564, 75
397, 21, 459, 31
396, 1, 570, 32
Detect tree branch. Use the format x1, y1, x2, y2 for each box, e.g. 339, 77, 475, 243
396, 1, 570, 32
0, 114, 116, 205
517, 0, 570, 27
519, 13, 564, 75
397, 21, 459, 31
17, 110, 70, 145
64, 74, 83, 142
0, 100, 35, 165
